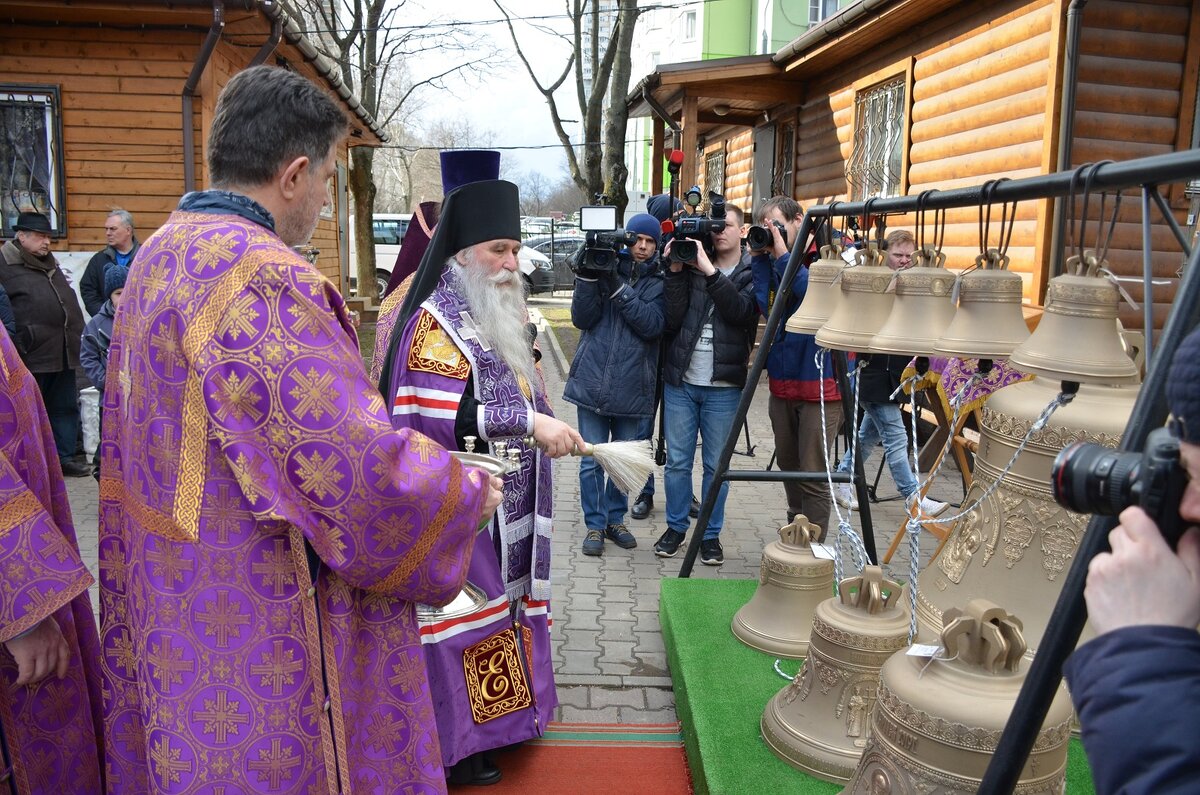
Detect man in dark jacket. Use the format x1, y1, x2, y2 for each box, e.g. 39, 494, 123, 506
564, 213, 665, 556
1063, 325, 1200, 794
80, 208, 138, 316
0, 283, 15, 337
0, 212, 89, 476
654, 203, 758, 565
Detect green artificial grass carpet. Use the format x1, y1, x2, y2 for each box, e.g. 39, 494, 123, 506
660, 577, 1095, 794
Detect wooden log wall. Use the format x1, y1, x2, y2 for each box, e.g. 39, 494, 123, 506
724, 130, 754, 212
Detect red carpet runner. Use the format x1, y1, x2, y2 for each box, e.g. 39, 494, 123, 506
448, 722, 693, 794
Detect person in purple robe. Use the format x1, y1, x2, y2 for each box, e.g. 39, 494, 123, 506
0, 328, 105, 792
381, 178, 584, 786
98, 65, 503, 794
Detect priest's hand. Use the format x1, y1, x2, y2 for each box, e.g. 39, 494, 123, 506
5, 617, 71, 687
480, 475, 504, 524
532, 413, 587, 458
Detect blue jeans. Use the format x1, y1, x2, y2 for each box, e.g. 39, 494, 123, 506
837, 401, 918, 498
577, 407, 645, 530
638, 415, 655, 497
664, 382, 740, 539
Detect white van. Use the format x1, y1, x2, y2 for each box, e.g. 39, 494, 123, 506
349, 212, 412, 296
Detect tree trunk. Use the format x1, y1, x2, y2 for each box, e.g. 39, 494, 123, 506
602, 2, 640, 220
350, 145, 378, 302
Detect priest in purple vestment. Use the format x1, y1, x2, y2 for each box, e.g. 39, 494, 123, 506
98, 65, 503, 794
381, 178, 584, 786
0, 329, 105, 792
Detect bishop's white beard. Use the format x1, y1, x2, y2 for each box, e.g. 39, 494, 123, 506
451, 253, 537, 390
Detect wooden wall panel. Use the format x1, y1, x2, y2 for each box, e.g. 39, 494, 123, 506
724, 130, 754, 211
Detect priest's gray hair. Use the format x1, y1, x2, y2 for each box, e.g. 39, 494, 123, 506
209, 65, 349, 189
451, 249, 537, 389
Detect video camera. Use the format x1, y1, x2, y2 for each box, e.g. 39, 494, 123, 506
746, 220, 788, 251
669, 188, 726, 265
574, 204, 638, 273
1051, 426, 1188, 546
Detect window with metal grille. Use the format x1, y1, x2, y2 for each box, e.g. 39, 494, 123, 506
1, 85, 65, 237
846, 76, 906, 201
773, 122, 796, 198
705, 147, 726, 197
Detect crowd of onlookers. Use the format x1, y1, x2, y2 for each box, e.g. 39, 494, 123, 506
0, 208, 137, 478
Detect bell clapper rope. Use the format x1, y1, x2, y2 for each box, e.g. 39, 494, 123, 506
816, 349, 869, 591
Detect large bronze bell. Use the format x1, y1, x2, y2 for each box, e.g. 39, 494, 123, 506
845, 600, 1073, 794
786, 243, 845, 335
871, 246, 958, 357
732, 516, 834, 658
1010, 252, 1139, 385
934, 251, 1030, 359
915, 376, 1138, 653
816, 246, 896, 353
761, 567, 910, 783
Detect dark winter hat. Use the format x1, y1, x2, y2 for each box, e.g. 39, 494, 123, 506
104, 263, 129, 299
440, 150, 501, 195
625, 213, 662, 245
13, 211, 51, 233
646, 194, 683, 223
1167, 325, 1200, 444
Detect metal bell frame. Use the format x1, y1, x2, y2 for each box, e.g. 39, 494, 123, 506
665, 150, 1200, 793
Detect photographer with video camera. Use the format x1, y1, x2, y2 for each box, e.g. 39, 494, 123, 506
749, 196, 841, 538
654, 196, 758, 565
565, 212, 666, 556
1058, 326, 1200, 794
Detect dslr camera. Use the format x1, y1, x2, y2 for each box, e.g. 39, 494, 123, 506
1051, 426, 1188, 545
574, 204, 638, 273
746, 219, 788, 251
670, 189, 727, 265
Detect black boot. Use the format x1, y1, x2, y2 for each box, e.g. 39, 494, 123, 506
446, 751, 502, 786
631, 493, 653, 519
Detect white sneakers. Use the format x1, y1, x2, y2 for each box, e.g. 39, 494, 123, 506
834, 483, 859, 510
910, 494, 949, 517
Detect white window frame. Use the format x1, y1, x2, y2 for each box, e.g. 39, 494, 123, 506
846, 75, 907, 202
1, 85, 66, 237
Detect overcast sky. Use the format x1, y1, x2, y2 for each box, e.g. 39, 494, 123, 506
402, 0, 584, 181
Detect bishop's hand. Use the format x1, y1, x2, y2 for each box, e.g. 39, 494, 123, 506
531, 413, 586, 458
5, 616, 71, 687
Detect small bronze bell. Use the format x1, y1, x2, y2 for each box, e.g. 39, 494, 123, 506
816, 246, 896, 353
1010, 252, 1139, 385
761, 567, 910, 784
845, 600, 1073, 794
786, 244, 845, 335
871, 246, 958, 357
934, 250, 1030, 359
732, 516, 835, 658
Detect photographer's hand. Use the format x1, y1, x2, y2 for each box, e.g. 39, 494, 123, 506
693, 244, 717, 277
769, 222, 788, 259
663, 241, 684, 273
1085, 507, 1200, 635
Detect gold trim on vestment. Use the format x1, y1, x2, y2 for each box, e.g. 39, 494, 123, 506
366, 462, 464, 594
0, 491, 41, 538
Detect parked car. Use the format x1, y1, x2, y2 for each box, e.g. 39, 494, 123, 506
519, 245, 555, 294
524, 234, 585, 291
349, 212, 412, 297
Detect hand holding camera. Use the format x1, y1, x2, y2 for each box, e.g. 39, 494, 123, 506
747, 219, 788, 259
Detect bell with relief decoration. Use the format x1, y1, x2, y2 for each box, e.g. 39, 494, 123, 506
915, 376, 1138, 653
785, 244, 845, 335
845, 600, 1073, 795
815, 246, 896, 353
732, 516, 834, 658
1010, 252, 1139, 385
934, 251, 1030, 359
761, 567, 910, 783
871, 246, 958, 357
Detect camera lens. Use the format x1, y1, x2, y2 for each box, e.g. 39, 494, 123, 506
671, 239, 698, 264
1050, 442, 1142, 516
746, 225, 771, 250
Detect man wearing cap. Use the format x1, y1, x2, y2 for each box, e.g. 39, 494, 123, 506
99, 65, 503, 792
1063, 325, 1200, 794
0, 211, 90, 477
0, 326, 105, 793
565, 212, 665, 555
381, 177, 584, 785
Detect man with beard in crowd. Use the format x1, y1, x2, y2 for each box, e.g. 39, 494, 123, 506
381, 178, 584, 786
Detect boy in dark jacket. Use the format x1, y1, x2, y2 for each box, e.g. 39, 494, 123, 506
654, 203, 758, 565
80, 263, 127, 478
565, 213, 665, 556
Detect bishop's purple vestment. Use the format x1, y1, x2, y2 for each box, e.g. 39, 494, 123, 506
0, 330, 105, 793
99, 209, 490, 793
386, 266, 557, 767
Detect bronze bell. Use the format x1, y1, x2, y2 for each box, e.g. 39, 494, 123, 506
761, 567, 910, 784
1009, 252, 1139, 385
871, 245, 958, 357
934, 250, 1030, 359
732, 516, 835, 658
786, 244, 845, 335
915, 376, 1138, 653
845, 600, 1073, 794
816, 246, 896, 353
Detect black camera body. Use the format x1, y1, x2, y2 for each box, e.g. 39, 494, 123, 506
1051, 426, 1188, 546
670, 191, 727, 264
746, 220, 787, 251
578, 229, 638, 272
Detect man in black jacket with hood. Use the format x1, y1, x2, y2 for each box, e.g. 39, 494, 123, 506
80, 208, 138, 316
